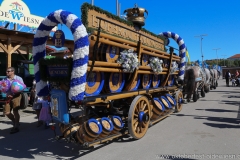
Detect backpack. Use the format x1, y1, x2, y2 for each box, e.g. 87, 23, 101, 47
225, 72, 230, 79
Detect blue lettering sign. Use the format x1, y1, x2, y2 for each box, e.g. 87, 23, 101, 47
9, 10, 24, 20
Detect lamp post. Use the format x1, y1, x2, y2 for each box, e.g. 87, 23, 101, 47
194, 34, 207, 67
213, 48, 221, 65
222, 54, 227, 66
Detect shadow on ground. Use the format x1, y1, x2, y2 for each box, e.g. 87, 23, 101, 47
0, 120, 115, 159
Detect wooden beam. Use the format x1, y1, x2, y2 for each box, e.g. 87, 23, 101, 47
7, 53, 11, 68
0, 42, 9, 54
7, 38, 12, 67
9, 41, 24, 54
17, 49, 28, 60
26, 46, 30, 59
14, 24, 17, 30
0, 33, 74, 50
161, 47, 174, 87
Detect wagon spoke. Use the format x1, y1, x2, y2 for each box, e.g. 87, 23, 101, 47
138, 124, 142, 133
134, 121, 138, 131
142, 122, 147, 128
142, 103, 147, 111
134, 113, 138, 118
140, 101, 144, 110
133, 118, 138, 125
135, 104, 139, 113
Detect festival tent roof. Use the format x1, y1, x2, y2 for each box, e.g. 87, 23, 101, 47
228, 54, 240, 59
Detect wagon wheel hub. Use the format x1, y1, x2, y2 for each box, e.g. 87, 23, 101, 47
178, 98, 183, 104
138, 111, 149, 123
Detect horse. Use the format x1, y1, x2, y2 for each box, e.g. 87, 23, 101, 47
203, 67, 212, 93
183, 66, 206, 102
210, 68, 218, 89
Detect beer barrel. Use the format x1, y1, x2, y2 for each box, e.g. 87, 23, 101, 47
108, 73, 126, 93
125, 74, 141, 91
165, 94, 176, 107
141, 54, 149, 66
76, 119, 103, 143
152, 75, 161, 88
142, 74, 152, 89
60, 123, 80, 139
85, 72, 105, 96
96, 43, 105, 61
76, 124, 95, 143
104, 45, 120, 63
167, 75, 175, 86
99, 117, 114, 138
99, 43, 108, 61
159, 96, 172, 109
151, 98, 165, 120
102, 73, 110, 93
111, 116, 124, 134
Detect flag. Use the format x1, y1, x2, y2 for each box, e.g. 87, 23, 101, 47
186, 49, 190, 64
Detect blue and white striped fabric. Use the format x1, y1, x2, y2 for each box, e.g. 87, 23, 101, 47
159, 32, 186, 80
33, 10, 89, 101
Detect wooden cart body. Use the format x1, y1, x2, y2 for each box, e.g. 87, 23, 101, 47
33, 3, 186, 148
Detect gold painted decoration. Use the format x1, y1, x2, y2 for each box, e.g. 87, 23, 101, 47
124, 4, 148, 30
51, 97, 58, 118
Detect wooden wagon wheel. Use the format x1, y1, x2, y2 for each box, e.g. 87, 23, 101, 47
20, 93, 29, 110
175, 91, 183, 112
128, 95, 150, 139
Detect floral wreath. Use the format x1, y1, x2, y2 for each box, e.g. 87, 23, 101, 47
116, 49, 140, 73
149, 57, 163, 74
170, 61, 179, 74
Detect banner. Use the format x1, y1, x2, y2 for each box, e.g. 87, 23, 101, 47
0, 0, 56, 31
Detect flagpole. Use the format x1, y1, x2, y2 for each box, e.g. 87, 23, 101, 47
194, 34, 207, 68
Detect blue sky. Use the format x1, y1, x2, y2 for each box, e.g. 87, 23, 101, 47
1, 0, 240, 61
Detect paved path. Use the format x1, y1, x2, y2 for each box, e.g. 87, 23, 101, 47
0, 79, 240, 160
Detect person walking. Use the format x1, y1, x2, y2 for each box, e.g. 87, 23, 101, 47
31, 80, 44, 127
4, 67, 25, 134
235, 70, 239, 78
225, 70, 231, 87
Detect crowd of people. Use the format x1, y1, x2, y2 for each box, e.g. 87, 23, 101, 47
225, 70, 240, 87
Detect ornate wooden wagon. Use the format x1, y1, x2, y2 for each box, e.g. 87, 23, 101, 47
33, 3, 186, 148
